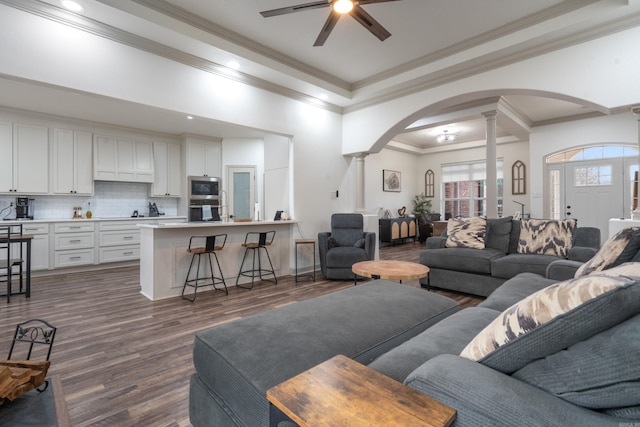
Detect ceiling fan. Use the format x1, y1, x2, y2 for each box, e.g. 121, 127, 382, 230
260, 0, 402, 46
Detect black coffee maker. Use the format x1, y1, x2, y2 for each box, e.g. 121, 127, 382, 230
15, 197, 34, 220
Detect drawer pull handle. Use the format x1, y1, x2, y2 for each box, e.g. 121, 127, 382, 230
70, 256, 82, 260
123, 251, 134, 255
69, 226, 81, 229
70, 239, 82, 243
123, 236, 134, 240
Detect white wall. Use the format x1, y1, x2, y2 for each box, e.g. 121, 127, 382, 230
364, 148, 420, 217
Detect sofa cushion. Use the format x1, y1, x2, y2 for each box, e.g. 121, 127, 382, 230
485, 216, 513, 253
460, 263, 640, 373
479, 272, 556, 312
512, 312, 640, 409
575, 226, 640, 277
517, 218, 576, 258
420, 247, 505, 275
491, 253, 560, 279
445, 217, 486, 249
369, 307, 500, 382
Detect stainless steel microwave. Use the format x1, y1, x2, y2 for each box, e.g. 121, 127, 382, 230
188, 176, 221, 200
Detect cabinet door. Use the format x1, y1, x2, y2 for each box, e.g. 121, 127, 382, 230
14, 123, 48, 194
166, 142, 182, 196
0, 121, 13, 193
152, 142, 168, 196
74, 131, 94, 194
52, 128, 75, 194
94, 135, 118, 180
30, 234, 50, 271
187, 140, 220, 177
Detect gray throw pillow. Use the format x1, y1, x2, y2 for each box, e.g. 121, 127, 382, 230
575, 226, 640, 277
513, 312, 640, 409
485, 216, 513, 253
460, 263, 640, 373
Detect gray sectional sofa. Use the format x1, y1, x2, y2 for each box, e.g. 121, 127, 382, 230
419, 217, 601, 296
189, 256, 640, 426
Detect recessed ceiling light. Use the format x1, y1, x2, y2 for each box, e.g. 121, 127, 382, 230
186, 115, 194, 120
61, 0, 83, 12
226, 61, 240, 70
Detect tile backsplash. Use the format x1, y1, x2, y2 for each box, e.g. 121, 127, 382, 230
0, 181, 179, 220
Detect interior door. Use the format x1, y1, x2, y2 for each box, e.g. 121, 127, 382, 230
565, 158, 624, 241
228, 166, 255, 220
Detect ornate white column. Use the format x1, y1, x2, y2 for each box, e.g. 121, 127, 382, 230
483, 110, 498, 217
354, 153, 367, 213
632, 105, 640, 219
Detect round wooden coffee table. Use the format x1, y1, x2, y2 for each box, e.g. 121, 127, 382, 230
352, 260, 429, 285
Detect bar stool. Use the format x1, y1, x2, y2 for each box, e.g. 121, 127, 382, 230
236, 231, 277, 290
182, 234, 228, 302
295, 238, 316, 282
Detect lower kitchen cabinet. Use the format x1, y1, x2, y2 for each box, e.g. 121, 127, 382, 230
53, 222, 96, 268
98, 221, 141, 263
21, 223, 50, 271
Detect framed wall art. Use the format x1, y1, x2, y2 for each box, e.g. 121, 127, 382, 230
512, 160, 526, 195
383, 169, 401, 192
425, 169, 435, 197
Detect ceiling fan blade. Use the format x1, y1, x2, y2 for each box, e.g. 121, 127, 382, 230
260, 1, 330, 18
350, 4, 391, 41
358, 0, 404, 4
314, 9, 340, 46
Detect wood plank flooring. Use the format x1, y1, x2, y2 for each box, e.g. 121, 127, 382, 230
0, 241, 482, 426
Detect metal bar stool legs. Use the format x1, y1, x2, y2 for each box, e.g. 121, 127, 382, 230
236, 231, 278, 290
182, 234, 228, 302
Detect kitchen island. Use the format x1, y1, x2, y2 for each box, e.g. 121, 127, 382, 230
138, 220, 297, 300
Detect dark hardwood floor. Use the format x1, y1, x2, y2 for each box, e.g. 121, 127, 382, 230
0, 240, 482, 426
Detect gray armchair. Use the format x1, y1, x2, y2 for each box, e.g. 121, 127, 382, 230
318, 213, 376, 280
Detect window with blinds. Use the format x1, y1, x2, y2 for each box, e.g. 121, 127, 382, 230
441, 160, 503, 218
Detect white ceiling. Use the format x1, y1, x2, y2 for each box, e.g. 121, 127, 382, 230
2, 0, 639, 148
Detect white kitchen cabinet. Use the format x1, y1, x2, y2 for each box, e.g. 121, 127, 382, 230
98, 221, 141, 263
52, 128, 93, 195
0, 122, 49, 194
151, 141, 182, 197
94, 135, 154, 183
53, 222, 96, 268
19, 223, 50, 271
186, 140, 221, 177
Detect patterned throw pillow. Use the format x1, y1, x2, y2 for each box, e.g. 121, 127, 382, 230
517, 218, 576, 258
574, 227, 640, 277
445, 217, 486, 249
459, 263, 640, 373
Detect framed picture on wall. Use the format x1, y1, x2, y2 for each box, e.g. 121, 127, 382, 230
383, 169, 401, 192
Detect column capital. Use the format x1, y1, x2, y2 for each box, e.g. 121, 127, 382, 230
351, 152, 369, 159
632, 104, 640, 116
482, 110, 498, 119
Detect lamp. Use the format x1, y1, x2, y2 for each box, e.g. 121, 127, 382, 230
437, 130, 456, 143
333, 0, 354, 14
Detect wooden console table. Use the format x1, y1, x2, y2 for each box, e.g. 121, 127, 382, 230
267, 354, 456, 427
379, 217, 416, 245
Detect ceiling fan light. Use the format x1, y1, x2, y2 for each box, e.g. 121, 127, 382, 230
333, 0, 354, 14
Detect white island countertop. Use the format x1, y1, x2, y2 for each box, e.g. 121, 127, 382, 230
138, 219, 299, 300
1, 216, 187, 224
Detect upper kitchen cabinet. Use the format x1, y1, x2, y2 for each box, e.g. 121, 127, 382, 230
186, 139, 221, 177
94, 135, 154, 183
0, 122, 49, 194
52, 128, 93, 195
151, 141, 182, 197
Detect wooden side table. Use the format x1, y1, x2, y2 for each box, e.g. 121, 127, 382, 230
267, 354, 455, 427
352, 260, 429, 285
294, 239, 316, 282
